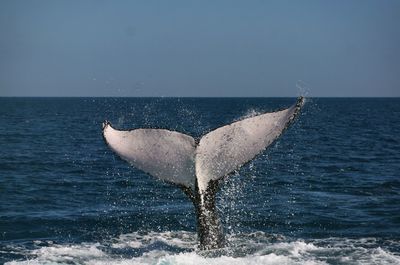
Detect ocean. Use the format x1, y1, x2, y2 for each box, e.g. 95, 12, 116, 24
0, 97, 399, 264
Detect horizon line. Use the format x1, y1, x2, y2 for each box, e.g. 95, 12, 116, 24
0, 96, 399, 99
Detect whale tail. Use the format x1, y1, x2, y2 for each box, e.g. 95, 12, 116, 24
103, 97, 305, 250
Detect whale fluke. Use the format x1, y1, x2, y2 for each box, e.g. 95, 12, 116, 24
103, 96, 304, 250
196, 97, 304, 193
103, 125, 196, 189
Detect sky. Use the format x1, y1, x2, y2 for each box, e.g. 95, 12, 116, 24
0, 0, 399, 97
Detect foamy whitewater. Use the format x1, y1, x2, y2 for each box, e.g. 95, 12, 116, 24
4, 231, 400, 265
1, 98, 400, 264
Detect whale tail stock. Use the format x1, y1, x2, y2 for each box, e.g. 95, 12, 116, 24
102, 97, 305, 250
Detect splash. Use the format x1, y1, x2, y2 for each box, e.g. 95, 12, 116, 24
296, 80, 310, 98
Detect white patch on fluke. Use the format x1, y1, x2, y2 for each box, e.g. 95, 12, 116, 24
195, 102, 300, 192
103, 127, 196, 189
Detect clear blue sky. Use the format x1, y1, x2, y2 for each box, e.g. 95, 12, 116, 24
0, 0, 399, 97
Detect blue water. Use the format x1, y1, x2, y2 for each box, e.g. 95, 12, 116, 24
1, 97, 399, 264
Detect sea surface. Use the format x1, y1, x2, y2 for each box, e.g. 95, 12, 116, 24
0, 97, 399, 265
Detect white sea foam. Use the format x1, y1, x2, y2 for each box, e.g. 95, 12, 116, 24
5, 231, 400, 265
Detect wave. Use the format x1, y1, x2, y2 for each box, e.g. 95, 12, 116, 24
4, 231, 400, 265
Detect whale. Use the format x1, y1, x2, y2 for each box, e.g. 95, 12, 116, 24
102, 96, 305, 250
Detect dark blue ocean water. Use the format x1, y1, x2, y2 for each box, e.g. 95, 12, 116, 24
1, 97, 399, 264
